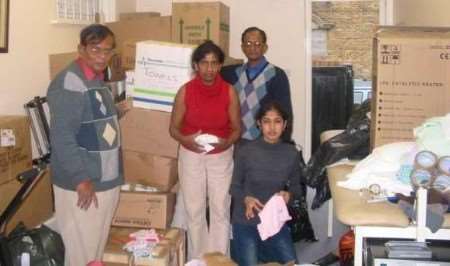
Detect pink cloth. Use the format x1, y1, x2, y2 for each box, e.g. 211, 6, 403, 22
257, 195, 292, 241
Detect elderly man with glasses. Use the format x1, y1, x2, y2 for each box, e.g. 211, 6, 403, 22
221, 26, 293, 144
46, 24, 123, 266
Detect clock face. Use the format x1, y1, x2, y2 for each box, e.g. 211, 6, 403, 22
368, 183, 381, 195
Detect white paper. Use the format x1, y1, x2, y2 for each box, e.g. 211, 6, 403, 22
195, 134, 219, 153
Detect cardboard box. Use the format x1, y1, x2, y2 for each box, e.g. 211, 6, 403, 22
172, 2, 230, 55
371, 26, 450, 148
133, 40, 194, 112
103, 227, 185, 266
123, 40, 243, 71
109, 53, 126, 81
48, 52, 78, 80
0, 116, 32, 184
119, 12, 160, 21
106, 16, 172, 54
122, 40, 140, 70
119, 107, 179, 158
112, 190, 175, 229
0, 169, 54, 234
224, 56, 244, 67
203, 252, 237, 266
123, 150, 178, 192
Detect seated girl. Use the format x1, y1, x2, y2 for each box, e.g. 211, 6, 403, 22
230, 101, 301, 266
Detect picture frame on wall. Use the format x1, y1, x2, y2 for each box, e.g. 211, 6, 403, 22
0, 0, 9, 53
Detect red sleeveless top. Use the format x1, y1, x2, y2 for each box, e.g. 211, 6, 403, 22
181, 75, 231, 153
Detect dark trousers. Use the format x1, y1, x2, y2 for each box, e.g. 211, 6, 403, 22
231, 223, 297, 266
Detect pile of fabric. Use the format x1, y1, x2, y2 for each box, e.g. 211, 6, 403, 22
123, 229, 160, 259
339, 113, 450, 231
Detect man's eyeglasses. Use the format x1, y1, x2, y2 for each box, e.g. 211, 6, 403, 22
85, 45, 115, 56
243, 41, 264, 48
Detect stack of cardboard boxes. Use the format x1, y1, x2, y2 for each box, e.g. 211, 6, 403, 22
106, 2, 233, 232
112, 106, 178, 230
113, 2, 230, 71
0, 116, 53, 234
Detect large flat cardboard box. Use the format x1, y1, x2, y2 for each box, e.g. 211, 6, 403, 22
103, 227, 185, 266
106, 16, 172, 54
0, 169, 54, 234
0, 116, 32, 184
123, 150, 178, 192
372, 26, 450, 148
172, 2, 230, 55
119, 107, 179, 158
133, 41, 194, 112
112, 190, 175, 229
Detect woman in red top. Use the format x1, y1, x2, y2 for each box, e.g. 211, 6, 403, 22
170, 40, 241, 259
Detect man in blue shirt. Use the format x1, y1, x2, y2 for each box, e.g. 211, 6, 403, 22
221, 27, 293, 142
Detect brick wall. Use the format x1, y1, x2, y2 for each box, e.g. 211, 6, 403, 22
312, 1, 379, 80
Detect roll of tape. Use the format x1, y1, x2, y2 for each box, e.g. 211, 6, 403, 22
437, 156, 450, 176
414, 150, 438, 170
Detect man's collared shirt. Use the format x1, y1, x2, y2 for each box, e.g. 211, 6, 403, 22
246, 56, 268, 80
76, 58, 105, 81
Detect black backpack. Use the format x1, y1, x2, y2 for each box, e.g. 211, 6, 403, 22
0, 223, 64, 266
0, 168, 64, 266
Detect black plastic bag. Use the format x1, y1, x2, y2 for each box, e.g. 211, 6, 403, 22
287, 150, 317, 242
288, 187, 318, 242
346, 99, 371, 161
305, 99, 371, 209
310, 173, 332, 210
0, 222, 65, 266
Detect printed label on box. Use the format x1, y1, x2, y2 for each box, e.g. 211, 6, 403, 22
0, 129, 16, 147
380, 44, 401, 65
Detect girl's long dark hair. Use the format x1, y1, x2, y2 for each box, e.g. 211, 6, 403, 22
256, 101, 293, 143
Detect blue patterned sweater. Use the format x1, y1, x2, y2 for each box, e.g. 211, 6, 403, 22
221, 61, 293, 141
47, 61, 124, 191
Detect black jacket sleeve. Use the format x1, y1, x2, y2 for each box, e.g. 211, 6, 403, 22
270, 67, 293, 140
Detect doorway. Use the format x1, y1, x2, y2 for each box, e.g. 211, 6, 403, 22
295, 2, 394, 263
304, 0, 394, 158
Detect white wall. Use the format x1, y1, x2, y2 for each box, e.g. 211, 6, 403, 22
136, 0, 171, 15
169, 0, 308, 149
0, 0, 85, 115
394, 0, 450, 26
